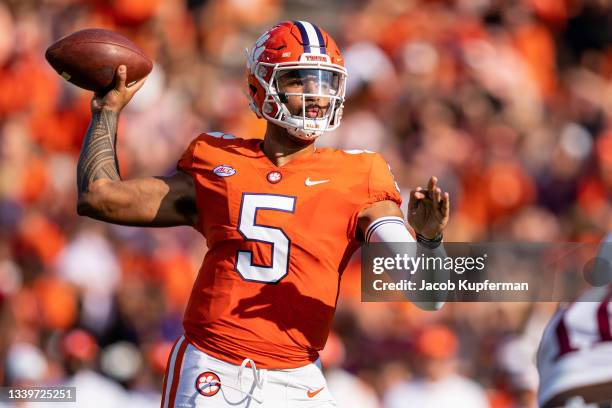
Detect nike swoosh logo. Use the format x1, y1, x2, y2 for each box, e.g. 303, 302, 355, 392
307, 387, 324, 398
305, 177, 330, 186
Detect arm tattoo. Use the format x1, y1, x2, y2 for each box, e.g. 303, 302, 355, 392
77, 109, 121, 193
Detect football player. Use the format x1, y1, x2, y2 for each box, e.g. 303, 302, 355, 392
537, 234, 612, 407
76, 21, 449, 407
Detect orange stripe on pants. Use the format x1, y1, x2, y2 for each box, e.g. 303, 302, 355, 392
161, 336, 188, 408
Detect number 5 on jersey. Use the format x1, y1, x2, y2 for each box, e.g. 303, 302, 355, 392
235, 193, 296, 283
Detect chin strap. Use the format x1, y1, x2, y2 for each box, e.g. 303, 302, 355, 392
287, 126, 320, 141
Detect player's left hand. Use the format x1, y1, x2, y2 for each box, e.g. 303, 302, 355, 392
408, 176, 449, 239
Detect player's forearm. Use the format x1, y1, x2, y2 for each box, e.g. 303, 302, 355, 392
77, 109, 122, 216
411, 242, 448, 311
77, 109, 121, 194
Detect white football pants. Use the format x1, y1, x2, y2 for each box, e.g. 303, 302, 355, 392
161, 336, 337, 408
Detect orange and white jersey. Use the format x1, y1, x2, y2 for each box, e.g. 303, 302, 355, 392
177, 132, 401, 369
536, 285, 612, 406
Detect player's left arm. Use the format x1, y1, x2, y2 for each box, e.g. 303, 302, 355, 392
357, 176, 450, 311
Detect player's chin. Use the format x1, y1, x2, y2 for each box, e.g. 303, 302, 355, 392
314, 106, 330, 119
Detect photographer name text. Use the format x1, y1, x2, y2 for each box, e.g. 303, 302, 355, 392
372, 279, 529, 292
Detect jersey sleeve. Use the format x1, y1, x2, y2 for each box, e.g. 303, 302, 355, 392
177, 135, 207, 174
368, 153, 402, 206
176, 135, 214, 235
347, 152, 403, 241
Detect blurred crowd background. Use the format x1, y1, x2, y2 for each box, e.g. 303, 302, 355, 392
1, 0, 611, 406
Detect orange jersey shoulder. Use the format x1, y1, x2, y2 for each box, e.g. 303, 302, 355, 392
315, 147, 402, 208
177, 132, 261, 171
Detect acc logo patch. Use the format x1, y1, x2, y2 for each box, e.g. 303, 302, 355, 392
213, 164, 236, 177
195, 371, 221, 397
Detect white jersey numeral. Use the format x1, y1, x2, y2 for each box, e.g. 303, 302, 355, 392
235, 193, 296, 283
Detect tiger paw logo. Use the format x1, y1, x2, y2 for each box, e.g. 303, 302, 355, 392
195, 371, 221, 397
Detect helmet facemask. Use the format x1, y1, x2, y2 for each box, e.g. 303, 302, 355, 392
253, 60, 347, 141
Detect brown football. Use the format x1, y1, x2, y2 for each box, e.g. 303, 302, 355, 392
45, 28, 153, 92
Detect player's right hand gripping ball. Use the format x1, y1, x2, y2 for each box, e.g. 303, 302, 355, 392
45, 28, 153, 92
